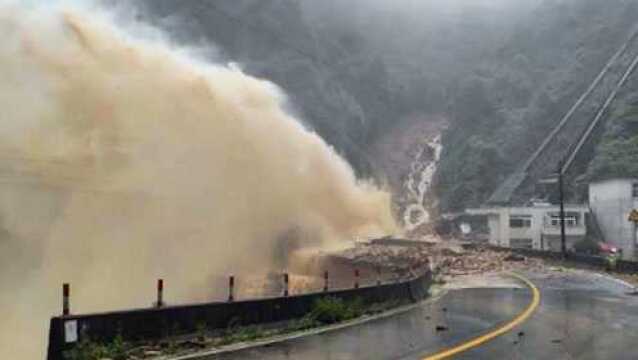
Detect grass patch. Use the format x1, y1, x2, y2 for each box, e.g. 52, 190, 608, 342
218, 325, 267, 346
63, 335, 128, 360
309, 297, 364, 324
210, 297, 404, 348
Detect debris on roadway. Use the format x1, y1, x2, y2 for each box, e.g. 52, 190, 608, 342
332, 240, 546, 280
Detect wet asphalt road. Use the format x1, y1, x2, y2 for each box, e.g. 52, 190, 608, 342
212, 270, 638, 360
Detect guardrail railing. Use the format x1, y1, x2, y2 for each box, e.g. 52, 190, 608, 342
47, 268, 433, 360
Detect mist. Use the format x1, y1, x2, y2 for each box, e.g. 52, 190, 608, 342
0, 2, 397, 358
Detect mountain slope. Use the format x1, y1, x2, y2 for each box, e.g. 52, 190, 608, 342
128, 0, 638, 214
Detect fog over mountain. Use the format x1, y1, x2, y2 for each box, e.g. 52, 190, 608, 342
123, 0, 638, 211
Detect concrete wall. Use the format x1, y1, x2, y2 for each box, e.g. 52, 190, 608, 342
487, 214, 502, 246
47, 271, 432, 360
590, 179, 638, 259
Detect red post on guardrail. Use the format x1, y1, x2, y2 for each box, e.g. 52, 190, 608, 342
62, 283, 70, 316
228, 275, 235, 302
354, 269, 360, 289
283, 273, 289, 297
156, 279, 164, 308
323, 271, 329, 292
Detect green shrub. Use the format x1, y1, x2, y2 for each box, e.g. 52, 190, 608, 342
288, 314, 319, 331
219, 325, 264, 345
309, 297, 364, 324
63, 335, 128, 360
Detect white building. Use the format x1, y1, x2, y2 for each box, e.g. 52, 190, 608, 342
589, 178, 638, 259
467, 204, 589, 251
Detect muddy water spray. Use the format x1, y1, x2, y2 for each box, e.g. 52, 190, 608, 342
0, 3, 396, 358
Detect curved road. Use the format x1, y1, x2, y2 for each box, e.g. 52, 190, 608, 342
211, 270, 638, 360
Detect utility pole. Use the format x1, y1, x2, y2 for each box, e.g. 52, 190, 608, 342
558, 161, 567, 257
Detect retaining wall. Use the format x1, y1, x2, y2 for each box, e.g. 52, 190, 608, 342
47, 271, 432, 360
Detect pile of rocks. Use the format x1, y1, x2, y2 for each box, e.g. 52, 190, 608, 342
338, 243, 433, 277
335, 241, 546, 278
435, 248, 545, 276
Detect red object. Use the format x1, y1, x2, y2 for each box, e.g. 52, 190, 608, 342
228, 276, 235, 302
62, 283, 70, 316
599, 243, 618, 254
323, 271, 329, 292
283, 273, 289, 297
156, 279, 164, 308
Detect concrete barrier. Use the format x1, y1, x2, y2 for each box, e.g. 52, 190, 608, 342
47, 271, 432, 360
369, 237, 434, 247
615, 259, 638, 273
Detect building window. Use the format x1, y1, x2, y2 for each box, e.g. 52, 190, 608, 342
633, 183, 638, 198
547, 212, 579, 227
510, 215, 532, 228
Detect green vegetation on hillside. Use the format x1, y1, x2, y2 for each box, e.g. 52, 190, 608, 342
129, 0, 638, 211
438, 0, 638, 210
588, 102, 638, 181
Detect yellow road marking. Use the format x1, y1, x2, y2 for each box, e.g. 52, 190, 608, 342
423, 272, 541, 360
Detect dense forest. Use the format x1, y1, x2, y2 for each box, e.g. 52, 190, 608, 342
130, 0, 638, 211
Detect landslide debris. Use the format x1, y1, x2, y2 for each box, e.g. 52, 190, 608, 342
334, 241, 545, 279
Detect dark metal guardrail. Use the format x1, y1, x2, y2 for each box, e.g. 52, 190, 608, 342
47, 271, 432, 360
369, 237, 435, 247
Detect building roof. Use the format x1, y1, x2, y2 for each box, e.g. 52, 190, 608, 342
466, 203, 589, 216
590, 178, 637, 186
